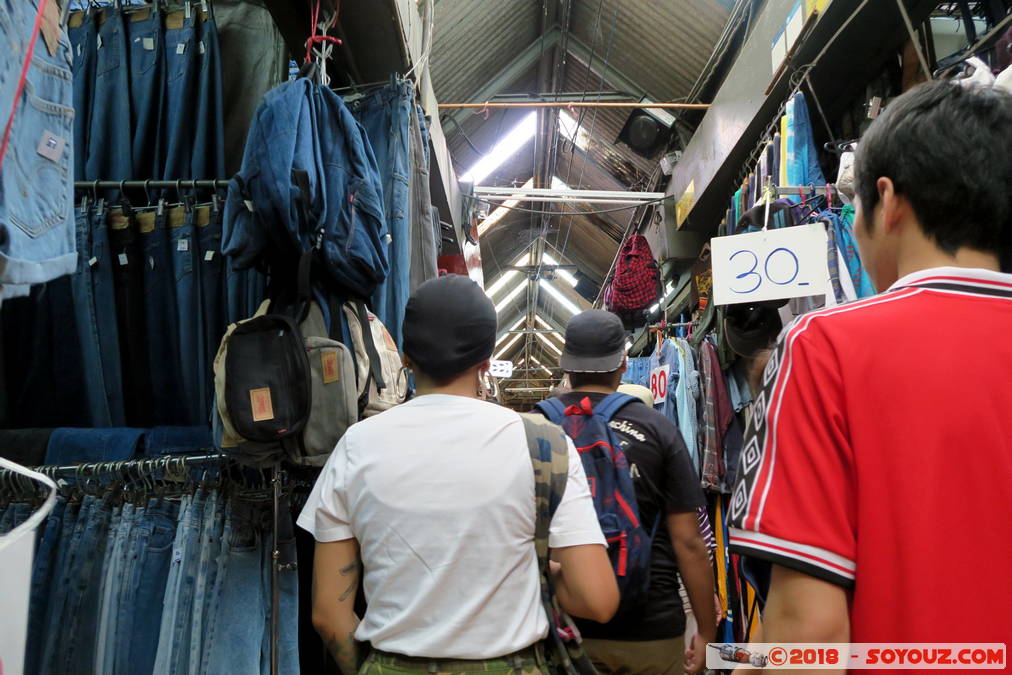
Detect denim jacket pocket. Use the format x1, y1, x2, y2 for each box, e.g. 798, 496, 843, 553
4, 71, 74, 240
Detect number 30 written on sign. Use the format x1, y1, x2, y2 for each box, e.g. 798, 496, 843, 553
709, 223, 829, 306
729, 247, 802, 294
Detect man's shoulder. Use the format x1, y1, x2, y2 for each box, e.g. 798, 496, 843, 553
348, 397, 523, 440
782, 289, 929, 345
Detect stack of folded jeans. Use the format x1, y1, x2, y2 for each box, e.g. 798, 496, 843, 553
1, 477, 300, 675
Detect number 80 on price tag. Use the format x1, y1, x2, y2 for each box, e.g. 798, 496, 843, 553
649, 364, 670, 404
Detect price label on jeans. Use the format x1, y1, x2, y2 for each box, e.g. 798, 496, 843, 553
650, 364, 670, 404
710, 223, 829, 306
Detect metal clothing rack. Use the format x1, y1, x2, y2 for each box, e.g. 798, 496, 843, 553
775, 184, 842, 200
73, 180, 230, 192
1, 451, 290, 675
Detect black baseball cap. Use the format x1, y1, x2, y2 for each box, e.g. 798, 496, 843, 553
403, 274, 497, 380
561, 309, 627, 373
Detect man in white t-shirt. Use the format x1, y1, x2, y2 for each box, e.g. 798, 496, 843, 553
298, 274, 618, 674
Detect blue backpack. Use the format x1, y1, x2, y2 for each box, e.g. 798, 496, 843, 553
536, 392, 656, 610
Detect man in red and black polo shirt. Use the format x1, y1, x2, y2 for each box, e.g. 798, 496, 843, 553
729, 80, 1012, 651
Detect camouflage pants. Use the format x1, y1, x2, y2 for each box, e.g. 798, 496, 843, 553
360, 646, 549, 675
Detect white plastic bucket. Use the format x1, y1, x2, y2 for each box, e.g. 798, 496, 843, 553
0, 457, 56, 675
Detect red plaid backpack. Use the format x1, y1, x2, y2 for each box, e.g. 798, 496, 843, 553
605, 235, 660, 314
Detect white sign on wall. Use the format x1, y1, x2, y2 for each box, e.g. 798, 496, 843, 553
710, 222, 829, 306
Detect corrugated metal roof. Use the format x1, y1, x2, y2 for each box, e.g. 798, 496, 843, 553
430, 0, 542, 105
428, 0, 734, 369
569, 0, 731, 100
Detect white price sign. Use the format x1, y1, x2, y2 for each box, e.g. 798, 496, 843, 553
489, 360, 514, 379
649, 364, 671, 404
710, 222, 829, 306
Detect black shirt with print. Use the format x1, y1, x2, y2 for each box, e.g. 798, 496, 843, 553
552, 392, 705, 641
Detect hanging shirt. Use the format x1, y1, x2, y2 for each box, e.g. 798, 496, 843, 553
699, 339, 733, 491
728, 267, 1012, 643
623, 356, 652, 388
833, 207, 876, 298
673, 338, 700, 471
648, 338, 681, 425
297, 394, 604, 659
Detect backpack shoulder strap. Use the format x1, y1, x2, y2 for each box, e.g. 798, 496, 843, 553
592, 392, 638, 423
533, 397, 567, 425
353, 300, 386, 392
518, 413, 582, 673
518, 413, 569, 537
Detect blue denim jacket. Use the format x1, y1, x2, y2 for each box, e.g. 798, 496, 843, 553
0, 0, 77, 287
223, 78, 388, 299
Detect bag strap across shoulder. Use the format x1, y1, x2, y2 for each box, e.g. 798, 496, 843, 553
591, 392, 637, 423
519, 414, 597, 675
534, 398, 567, 425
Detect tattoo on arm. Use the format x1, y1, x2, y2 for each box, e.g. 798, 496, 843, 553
325, 633, 360, 675
338, 556, 361, 602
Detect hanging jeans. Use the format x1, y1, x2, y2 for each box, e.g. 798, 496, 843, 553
109, 208, 153, 426
71, 205, 113, 426
408, 104, 437, 292
214, 0, 287, 176
197, 204, 226, 418
161, 8, 198, 181
68, 11, 97, 181
190, 7, 225, 181
121, 499, 181, 675
351, 81, 413, 347
94, 502, 132, 675
204, 497, 300, 675
0, 0, 77, 288
170, 204, 203, 424
86, 6, 132, 183
61, 495, 115, 675
24, 497, 67, 675
154, 489, 208, 674
125, 6, 165, 179
90, 202, 127, 425
139, 207, 186, 424
38, 496, 87, 675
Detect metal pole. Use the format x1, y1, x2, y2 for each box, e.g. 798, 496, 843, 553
271, 463, 282, 675
437, 101, 710, 110
474, 187, 667, 200
478, 196, 659, 205
73, 179, 229, 191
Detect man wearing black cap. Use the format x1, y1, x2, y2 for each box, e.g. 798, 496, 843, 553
298, 275, 618, 674
549, 309, 716, 674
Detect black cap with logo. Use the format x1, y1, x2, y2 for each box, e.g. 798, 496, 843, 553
560, 309, 627, 373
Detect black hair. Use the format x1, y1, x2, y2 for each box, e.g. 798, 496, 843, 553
853, 81, 1012, 255
568, 370, 622, 390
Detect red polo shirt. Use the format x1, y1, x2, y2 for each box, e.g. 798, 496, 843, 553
729, 267, 1012, 643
